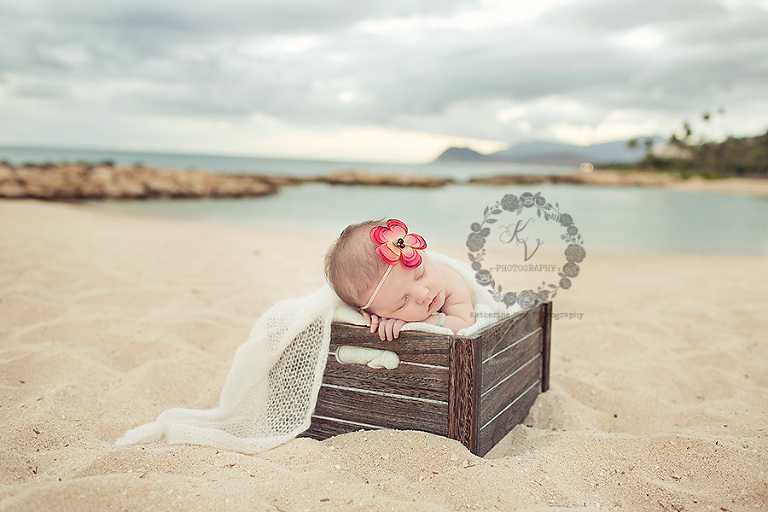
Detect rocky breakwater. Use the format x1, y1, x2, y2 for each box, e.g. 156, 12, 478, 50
0, 162, 278, 200
468, 170, 679, 187
313, 169, 452, 188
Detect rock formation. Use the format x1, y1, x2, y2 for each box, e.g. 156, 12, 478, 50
0, 162, 278, 200
312, 169, 452, 188
0, 163, 455, 201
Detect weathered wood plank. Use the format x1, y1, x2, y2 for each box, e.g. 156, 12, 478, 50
541, 302, 552, 392
448, 337, 480, 453
313, 384, 449, 435
480, 330, 543, 396
302, 415, 382, 440
479, 353, 542, 426
479, 305, 544, 362
330, 323, 450, 367
477, 377, 541, 456
322, 356, 449, 401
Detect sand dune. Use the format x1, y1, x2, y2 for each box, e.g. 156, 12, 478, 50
1, 200, 766, 511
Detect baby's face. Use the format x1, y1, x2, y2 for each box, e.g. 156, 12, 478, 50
365, 253, 446, 322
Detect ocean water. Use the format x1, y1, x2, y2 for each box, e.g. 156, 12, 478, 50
90, 183, 768, 257
3, 145, 767, 257
0, 145, 571, 181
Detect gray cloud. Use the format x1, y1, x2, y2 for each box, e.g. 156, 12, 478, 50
0, 0, 766, 148
538, 0, 728, 32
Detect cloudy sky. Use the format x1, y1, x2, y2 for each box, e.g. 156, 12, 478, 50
1, 0, 767, 162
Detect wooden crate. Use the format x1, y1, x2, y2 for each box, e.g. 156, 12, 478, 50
302, 302, 552, 456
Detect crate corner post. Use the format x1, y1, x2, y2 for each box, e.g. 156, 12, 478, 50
448, 334, 481, 454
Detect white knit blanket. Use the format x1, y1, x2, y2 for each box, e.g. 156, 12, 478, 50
115, 253, 512, 454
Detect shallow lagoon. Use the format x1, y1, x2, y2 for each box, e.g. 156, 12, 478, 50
93, 182, 768, 258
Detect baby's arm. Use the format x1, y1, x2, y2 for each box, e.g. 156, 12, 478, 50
436, 265, 475, 333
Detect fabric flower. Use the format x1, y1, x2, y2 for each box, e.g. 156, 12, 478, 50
370, 219, 427, 269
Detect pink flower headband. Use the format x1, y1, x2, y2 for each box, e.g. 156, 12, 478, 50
361, 219, 427, 310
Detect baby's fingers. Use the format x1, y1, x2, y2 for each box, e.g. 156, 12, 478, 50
369, 314, 380, 334
386, 321, 396, 341
361, 310, 372, 326
377, 320, 386, 341
392, 319, 406, 339
377, 319, 394, 341
382, 319, 402, 341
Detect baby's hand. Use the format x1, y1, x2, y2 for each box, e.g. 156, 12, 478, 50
363, 312, 406, 341
376, 317, 407, 341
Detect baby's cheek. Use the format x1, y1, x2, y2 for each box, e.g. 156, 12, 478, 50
408, 310, 431, 323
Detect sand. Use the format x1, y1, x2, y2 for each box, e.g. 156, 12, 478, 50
665, 175, 768, 197
1, 199, 766, 511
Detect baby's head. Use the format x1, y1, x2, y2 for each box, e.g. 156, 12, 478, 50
326, 219, 445, 322
325, 219, 389, 309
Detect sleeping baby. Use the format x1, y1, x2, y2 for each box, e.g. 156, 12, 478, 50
325, 219, 476, 340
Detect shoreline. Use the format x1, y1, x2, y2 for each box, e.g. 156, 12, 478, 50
1, 161, 767, 201
469, 168, 768, 197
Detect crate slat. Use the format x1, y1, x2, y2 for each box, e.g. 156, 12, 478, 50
480, 306, 543, 362
481, 329, 544, 396
477, 377, 541, 456
322, 355, 449, 401
313, 383, 449, 436
330, 323, 450, 367
303, 415, 384, 440
480, 353, 542, 426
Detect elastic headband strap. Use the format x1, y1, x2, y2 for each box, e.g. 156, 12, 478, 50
361, 265, 393, 311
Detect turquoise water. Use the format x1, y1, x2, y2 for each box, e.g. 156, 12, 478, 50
92, 183, 768, 257
3, 145, 767, 257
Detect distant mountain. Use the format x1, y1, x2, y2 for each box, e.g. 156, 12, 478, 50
435, 147, 488, 161
435, 137, 664, 165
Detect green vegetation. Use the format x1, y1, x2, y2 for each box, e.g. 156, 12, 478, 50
643, 130, 768, 179
622, 110, 768, 179
687, 131, 768, 177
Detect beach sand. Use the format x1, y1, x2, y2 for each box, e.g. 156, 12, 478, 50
1, 200, 766, 511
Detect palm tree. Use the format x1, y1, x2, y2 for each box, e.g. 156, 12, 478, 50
644, 138, 654, 152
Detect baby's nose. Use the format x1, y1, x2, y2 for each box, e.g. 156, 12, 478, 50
417, 287, 430, 303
